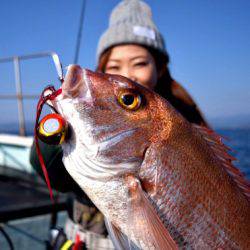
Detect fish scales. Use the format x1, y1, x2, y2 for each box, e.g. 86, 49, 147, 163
140, 129, 249, 249
52, 65, 250, 249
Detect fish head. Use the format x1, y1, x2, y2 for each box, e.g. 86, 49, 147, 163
55, 65, 175, 179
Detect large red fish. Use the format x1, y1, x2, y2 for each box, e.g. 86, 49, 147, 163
51, 65, 249, 249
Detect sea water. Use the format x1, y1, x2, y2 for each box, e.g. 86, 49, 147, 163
218, 128, 250, 179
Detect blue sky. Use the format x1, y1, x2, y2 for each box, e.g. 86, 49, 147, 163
0, 0, 250, 125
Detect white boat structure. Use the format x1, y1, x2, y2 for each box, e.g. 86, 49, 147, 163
0, 134, 33, 173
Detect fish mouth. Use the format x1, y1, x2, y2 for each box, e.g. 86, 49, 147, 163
61, 65, 94, 103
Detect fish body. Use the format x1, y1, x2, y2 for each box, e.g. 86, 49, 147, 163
53, 65, 250, 249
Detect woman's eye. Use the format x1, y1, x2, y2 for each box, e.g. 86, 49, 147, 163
117, 91, 142, 111
106, 65, 119, 71
134, 61, 148, 67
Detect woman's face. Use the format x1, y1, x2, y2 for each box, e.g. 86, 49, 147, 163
105, 44, 158, 90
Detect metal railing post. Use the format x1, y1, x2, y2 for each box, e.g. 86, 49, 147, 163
13, 57, 26, 136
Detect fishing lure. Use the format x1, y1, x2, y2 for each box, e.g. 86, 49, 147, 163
37, 113, 68, 145
34, 53, 66, 201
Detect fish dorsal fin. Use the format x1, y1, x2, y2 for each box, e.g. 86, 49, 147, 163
193, 124, 250, 202
125, 175, 178, 250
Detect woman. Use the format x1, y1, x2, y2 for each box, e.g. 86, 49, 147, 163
30, 0, 208, 249
96, 0, 208, 127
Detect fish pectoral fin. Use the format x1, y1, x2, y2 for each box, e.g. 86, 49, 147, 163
125, 175, 178, 250
104, 218, 140, 250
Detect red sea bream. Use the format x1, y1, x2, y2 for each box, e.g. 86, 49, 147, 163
52, 65, 250, 249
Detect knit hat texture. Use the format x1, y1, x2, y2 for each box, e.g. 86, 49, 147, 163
97, 0, 166, 60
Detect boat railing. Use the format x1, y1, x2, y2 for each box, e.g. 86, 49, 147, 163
0, 51, 62, 136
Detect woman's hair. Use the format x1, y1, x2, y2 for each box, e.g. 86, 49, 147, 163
96, 45, 209, 127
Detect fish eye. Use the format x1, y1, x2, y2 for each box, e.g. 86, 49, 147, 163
117, 90, 142, 110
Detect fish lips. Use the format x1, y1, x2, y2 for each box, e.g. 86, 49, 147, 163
61, 65, 95, 105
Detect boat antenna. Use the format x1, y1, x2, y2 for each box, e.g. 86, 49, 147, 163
74, 0, 87, 64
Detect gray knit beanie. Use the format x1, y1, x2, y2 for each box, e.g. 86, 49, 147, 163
97, 0, 166, 61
